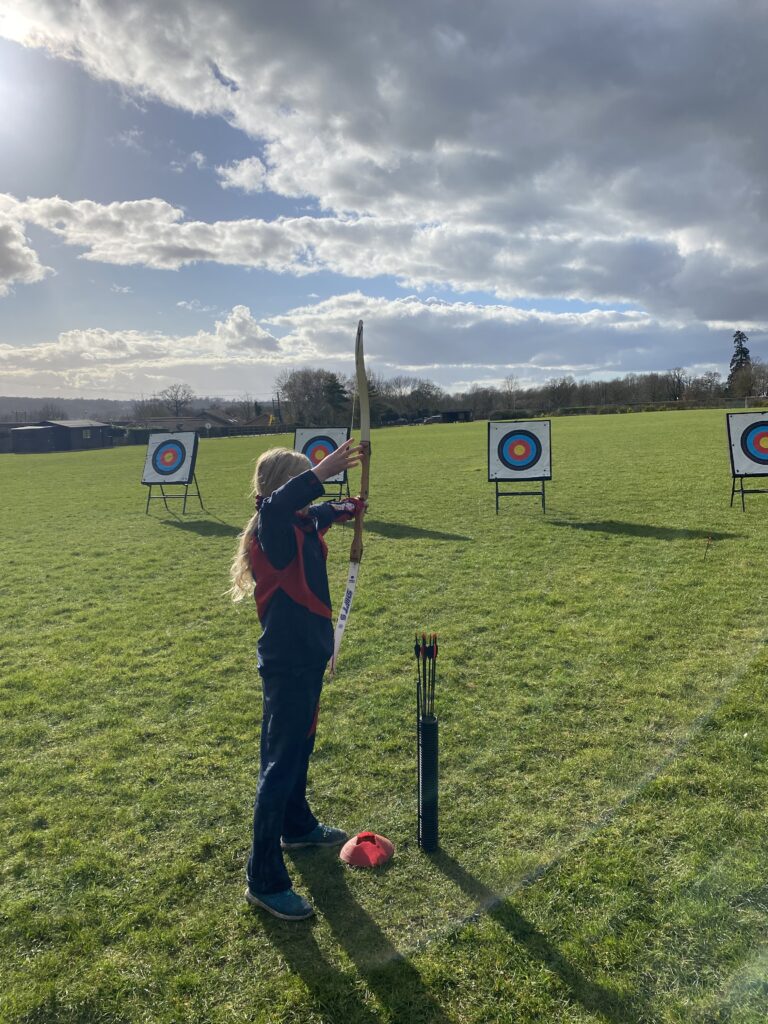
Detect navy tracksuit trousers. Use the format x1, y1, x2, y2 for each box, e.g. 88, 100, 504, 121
246, 665, 325, 894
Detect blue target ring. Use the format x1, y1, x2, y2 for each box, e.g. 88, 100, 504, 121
740, 421, 768, 465
302, 435, 337, 467
498, 429, 542, 471
152, 440, 187, 476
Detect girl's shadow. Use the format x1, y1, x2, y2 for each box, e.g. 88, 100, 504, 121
258, 852, 452, 1024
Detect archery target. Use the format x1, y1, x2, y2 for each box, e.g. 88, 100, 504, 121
142, 432, 198, 485
488, 420, 551, 480
294, 428, 350, 484
727, 413, 768, 476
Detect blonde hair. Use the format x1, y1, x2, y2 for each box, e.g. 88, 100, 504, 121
229, 447, 311, 602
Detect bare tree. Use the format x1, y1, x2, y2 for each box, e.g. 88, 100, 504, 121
501, 374, 521, 410
751, 360, 768, 398
158, 383, 195, 416
665, 368, 689, 402
38, 403, 68, 421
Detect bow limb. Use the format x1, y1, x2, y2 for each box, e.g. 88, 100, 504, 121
330, 320, 369, 674
350, 319, 371, 562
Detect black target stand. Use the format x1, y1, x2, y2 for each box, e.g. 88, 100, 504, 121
324, 478, 351, 501
729, 475, 768, 512
494, 478, 546, 514
144, 475, 205, 514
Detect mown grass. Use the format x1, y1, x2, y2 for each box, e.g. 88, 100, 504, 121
1, 410, 767, 1023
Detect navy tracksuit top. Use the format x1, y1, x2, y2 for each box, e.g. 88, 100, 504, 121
249, 470, 355, 672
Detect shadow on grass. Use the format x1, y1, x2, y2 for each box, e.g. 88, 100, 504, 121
361, 518, 472, 543
259, 852, 453, 1024
160, 518, 241, 537
431, 849, 649, 1024
548, 519, 740, 542
158, 516, 470, 543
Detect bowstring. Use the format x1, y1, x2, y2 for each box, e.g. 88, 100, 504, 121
350, 377, 358, 434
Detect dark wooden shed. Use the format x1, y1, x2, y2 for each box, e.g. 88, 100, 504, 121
441, 410, 474, 423
38, 420, 113, 451
11, 426, 57, 454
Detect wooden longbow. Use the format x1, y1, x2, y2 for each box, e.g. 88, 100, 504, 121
330, 320, 370, 674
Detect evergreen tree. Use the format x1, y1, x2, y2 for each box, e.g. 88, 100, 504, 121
728, 330, 751, 392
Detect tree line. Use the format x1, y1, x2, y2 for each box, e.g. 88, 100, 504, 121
269, 330, 766, 425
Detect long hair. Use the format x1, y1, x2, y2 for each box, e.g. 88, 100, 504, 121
228, 447, 311, 602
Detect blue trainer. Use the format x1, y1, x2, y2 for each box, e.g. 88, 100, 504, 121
245, 887, 314, 920
281, 823, 348, 849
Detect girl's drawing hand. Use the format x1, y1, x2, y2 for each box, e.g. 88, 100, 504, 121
312, 438, 364, 482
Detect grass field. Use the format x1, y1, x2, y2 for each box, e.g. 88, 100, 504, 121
2, 410, 768, 1024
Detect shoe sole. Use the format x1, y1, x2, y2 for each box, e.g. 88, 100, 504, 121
244, 888, 314, 920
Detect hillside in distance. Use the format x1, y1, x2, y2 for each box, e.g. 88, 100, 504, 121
0, 396, 137, 422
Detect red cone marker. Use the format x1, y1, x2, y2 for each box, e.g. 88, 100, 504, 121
339, 832, 395, 868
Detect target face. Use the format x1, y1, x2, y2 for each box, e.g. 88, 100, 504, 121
294, 428, 350, 484
142, 432, 198, 485
498, 429, 542, 471
488, 420, 551, 480
727, 413, 768, 476
152, 440, 186, 475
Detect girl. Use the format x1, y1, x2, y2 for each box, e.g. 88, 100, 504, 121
229, 440, 366, 920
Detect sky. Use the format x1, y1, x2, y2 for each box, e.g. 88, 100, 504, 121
1, 0, 767, 401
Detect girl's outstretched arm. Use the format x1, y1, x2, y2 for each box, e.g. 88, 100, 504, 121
311, 439, 365, 483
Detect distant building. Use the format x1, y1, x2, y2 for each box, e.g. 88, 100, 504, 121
10, 426, 57, 454
441, 410, 474, 423
244, 413, 275, 428
11, 420, 113, 454
0, 422, 29, 454
130, 409, 239, 432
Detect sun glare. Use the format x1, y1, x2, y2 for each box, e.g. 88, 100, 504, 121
0, 33, 56, 143
0, 11, 34, 45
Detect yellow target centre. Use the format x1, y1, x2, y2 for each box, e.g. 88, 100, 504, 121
759, 437, 768, 450
513, 443, 526, 456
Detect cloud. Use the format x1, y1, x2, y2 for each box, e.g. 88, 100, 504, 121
3, 1, 768, 320
260, 292, 736, 383
216, 155, 267, 193
171, 150, 207, 173
0, 202, 52, 295
9, 192, 768, 323
0, 292, 757, 397
113, 127, 146, 151
0, 305, 286, 394
177, 298, 216, 312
